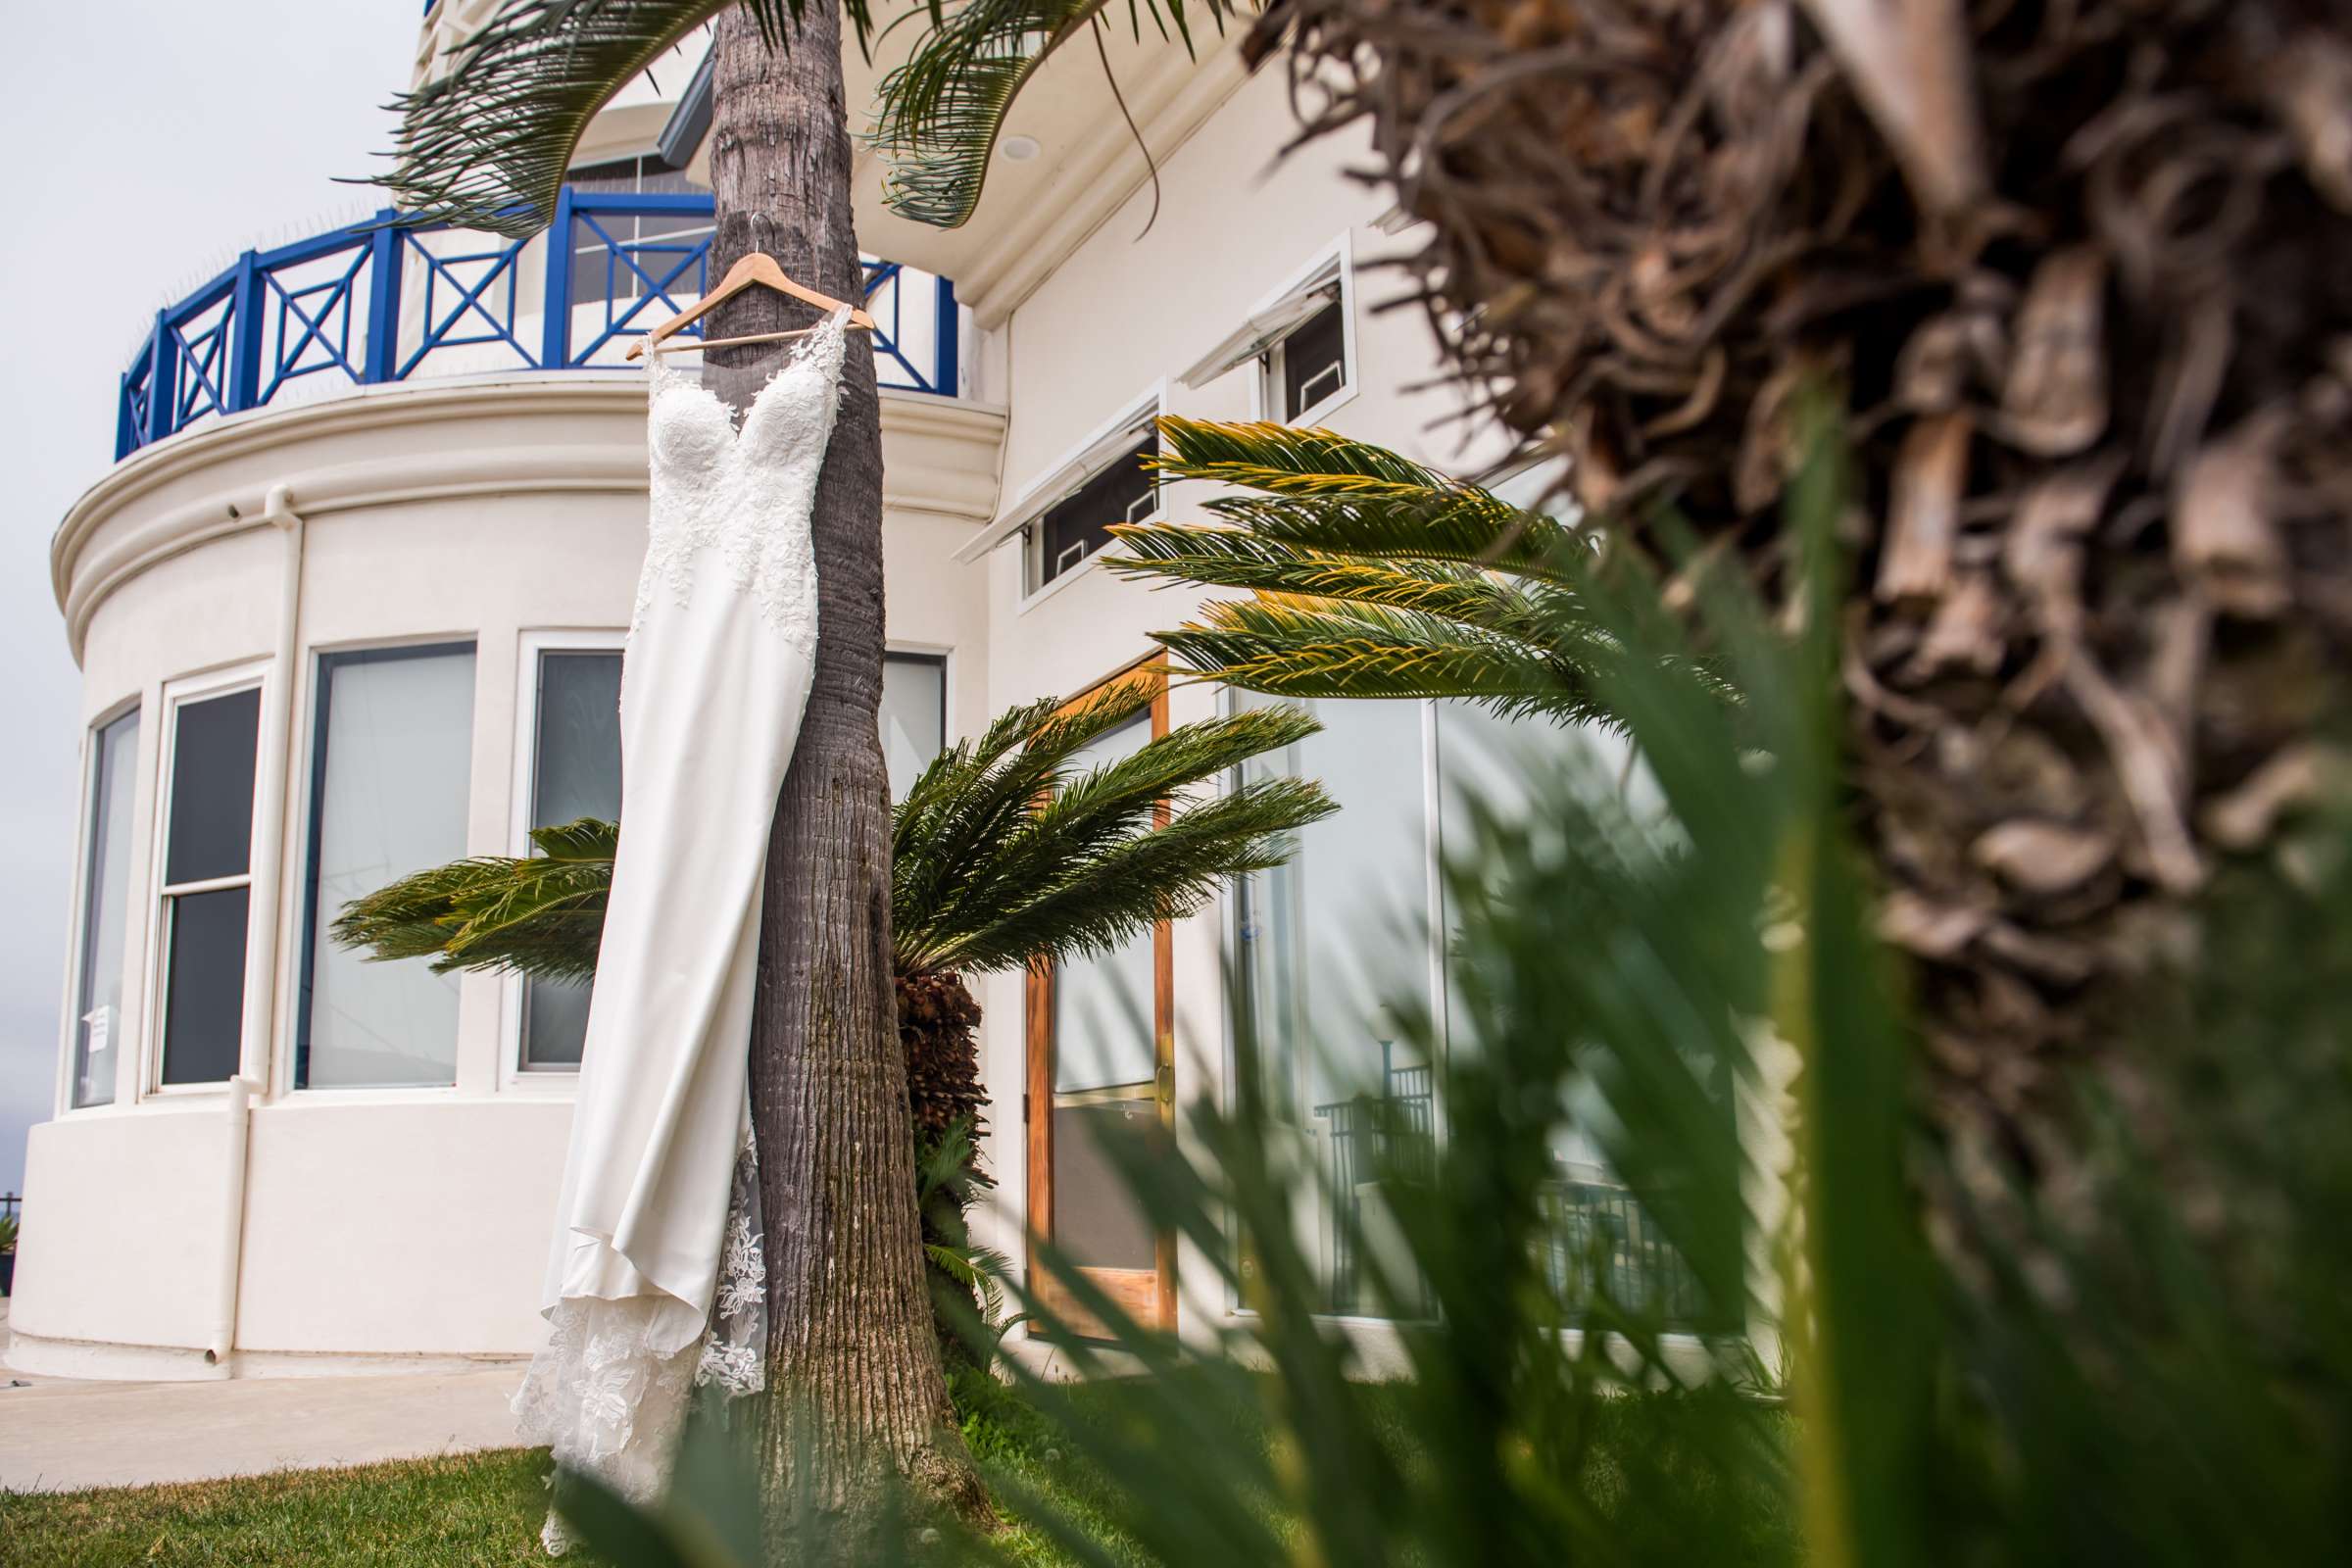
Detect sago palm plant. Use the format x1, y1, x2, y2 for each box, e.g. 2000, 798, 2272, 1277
333, 679, 1333, 1359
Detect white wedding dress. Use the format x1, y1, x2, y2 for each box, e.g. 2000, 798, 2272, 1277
513, 308, 851, 1553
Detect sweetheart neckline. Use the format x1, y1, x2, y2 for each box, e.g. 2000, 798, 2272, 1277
649, 310, 847, 450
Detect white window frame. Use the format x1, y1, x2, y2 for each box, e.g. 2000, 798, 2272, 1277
1180, 232, 1359, 429
954, 381, 1168, 611
142, 662, 270, 1100
57, 696, 145, 1116
501, 628, 628, 1089
288, 635, 483, 1100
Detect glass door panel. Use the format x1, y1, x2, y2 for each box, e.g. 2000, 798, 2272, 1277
1029, 677, 1174, 1339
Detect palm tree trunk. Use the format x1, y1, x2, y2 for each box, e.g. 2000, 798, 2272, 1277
704, 4, 984, 1523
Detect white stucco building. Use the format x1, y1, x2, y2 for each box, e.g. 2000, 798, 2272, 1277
12, 6, 1677, 1381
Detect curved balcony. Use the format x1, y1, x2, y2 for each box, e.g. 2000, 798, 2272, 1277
117, 188, 960, 461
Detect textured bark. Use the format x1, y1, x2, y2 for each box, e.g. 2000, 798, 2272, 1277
704, 4, 986, 1526
1256, 0, 2352, 1174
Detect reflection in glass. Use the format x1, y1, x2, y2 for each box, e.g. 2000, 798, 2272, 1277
522, 651, 623, 1070
301, 645, 475, 1089
72, 710, 139, 1107
1437, 699, 1725, 1328
1234, 693, 1432, 1316
1052, 710, 1156, 1093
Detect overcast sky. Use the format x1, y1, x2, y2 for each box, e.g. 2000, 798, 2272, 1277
0, 3, 419, 1195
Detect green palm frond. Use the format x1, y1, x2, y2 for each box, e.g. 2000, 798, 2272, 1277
335, 693, 1332, 985
868, 0, 1242, 229
898, 700, 1338, 973
329, 817, 617, 983
1105, 523, 1600, 647
1098, 417, 1716, 726
1145, 416, 1587, 579
379, 0, 816, 236
1156, 596, 1625, 724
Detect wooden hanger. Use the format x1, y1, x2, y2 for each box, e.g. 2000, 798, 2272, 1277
626, 252, 876, 360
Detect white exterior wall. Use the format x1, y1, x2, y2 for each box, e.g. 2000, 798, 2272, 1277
961, 65, 1514, 1357
17, 376, 1002, 1377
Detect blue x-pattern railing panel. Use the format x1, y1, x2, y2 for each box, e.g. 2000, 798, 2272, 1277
116, 191, 959, 461
863, 262, 936, 394
400, 230, 537, 378
562, 198, 714, 367
261, 245, 372, 401
168, 293, 238, 430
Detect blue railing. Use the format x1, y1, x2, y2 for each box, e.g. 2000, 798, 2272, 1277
116, 189, 959, 461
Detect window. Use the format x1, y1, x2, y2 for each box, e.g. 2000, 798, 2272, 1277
70, 708, 140, 1107
511, 646, 947, 1070
880, 653, 946, 803
1232, 692, 1724, 1327
1269, 294, 1348, 421
518, 648, 624, 1071
566, 155, 712, 307
155, 685, 262, 1088
1177, 237, 1355, 425
1028, 430, 1158, 593
299, 645, 477, 1090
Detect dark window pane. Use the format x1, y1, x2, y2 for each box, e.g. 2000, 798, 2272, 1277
1282, 300, 1348, 419
533, 653, 624, 827
165, 688, 260, 885
1039, 433, 1156, 587
161, 885, 250, 1085
524, 977, 593, 1069
523, 649, 624, 1071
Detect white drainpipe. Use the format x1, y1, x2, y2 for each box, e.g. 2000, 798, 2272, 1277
208, 484, 306, 1370
207, 1075, 261, 1366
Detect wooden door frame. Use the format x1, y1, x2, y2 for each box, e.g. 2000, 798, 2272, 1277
1025, 654, 1179, 1337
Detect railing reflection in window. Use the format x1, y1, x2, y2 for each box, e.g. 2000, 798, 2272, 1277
118, 192, 959, 460
1311, 1053, 1433, 1316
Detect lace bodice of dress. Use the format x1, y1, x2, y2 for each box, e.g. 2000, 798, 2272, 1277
633, 307, 847, 646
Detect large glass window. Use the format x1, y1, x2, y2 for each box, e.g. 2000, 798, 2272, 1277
71, 709, 140, 1106
1233, 695, 1432, 1316
515, 648, 946, 1070
156, 687, 261, 1087
519, 649, 624, 1071
1235, 692, 1719, 1326
299, 645, 477, 1089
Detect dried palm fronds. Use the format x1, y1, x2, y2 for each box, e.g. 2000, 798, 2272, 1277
1250, 0, 2352, 1157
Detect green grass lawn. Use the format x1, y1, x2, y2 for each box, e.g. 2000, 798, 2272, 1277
0, 1447, 559, 1567
0, 1378, 1146, 1568
0, 1379, 1795, 1566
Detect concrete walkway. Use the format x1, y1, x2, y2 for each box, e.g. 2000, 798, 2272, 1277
0, 1303, 530, 1494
